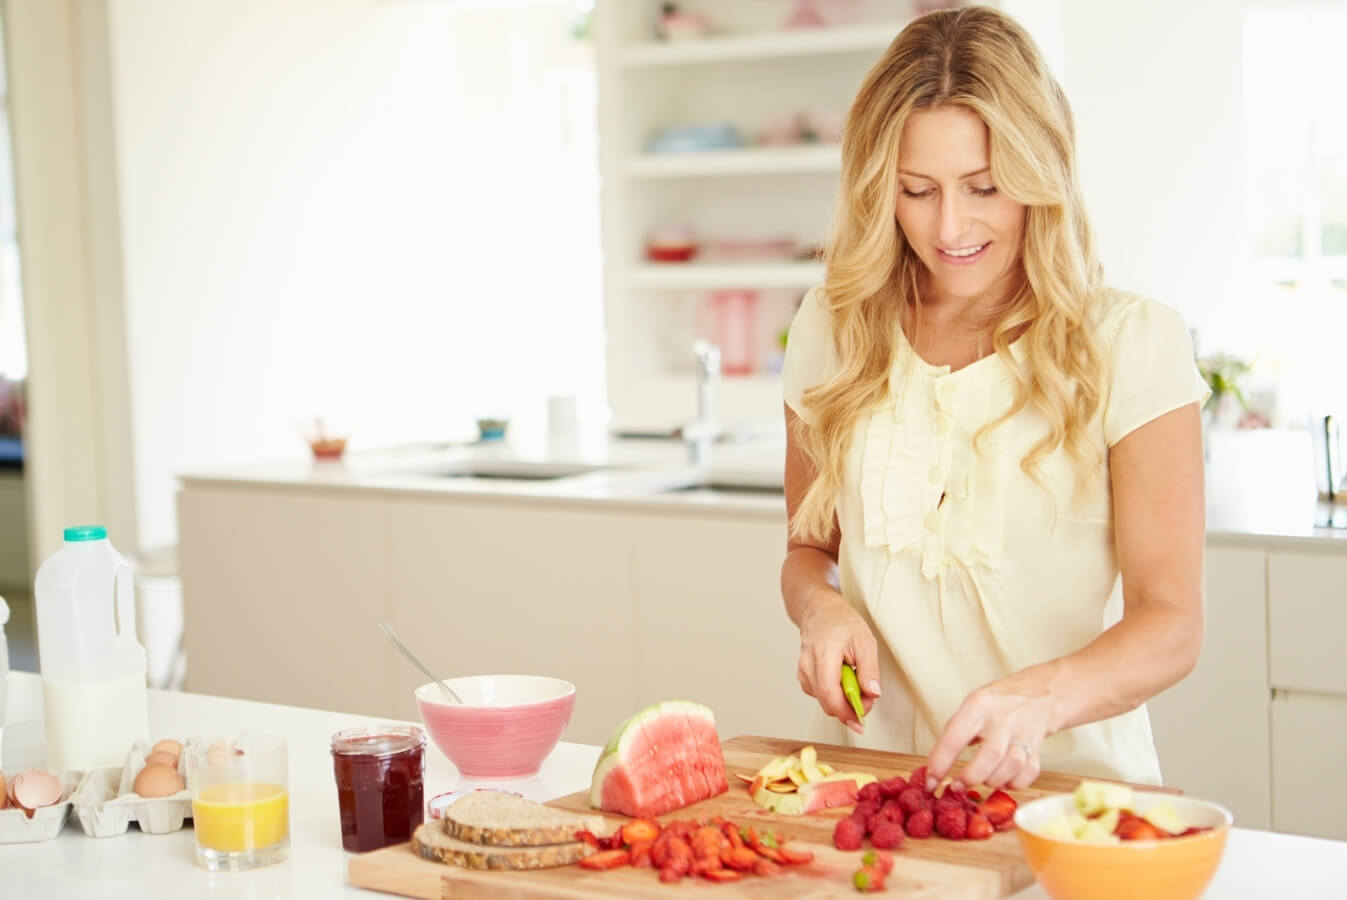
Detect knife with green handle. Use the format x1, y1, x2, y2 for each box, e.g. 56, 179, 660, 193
841, 662, 865, 725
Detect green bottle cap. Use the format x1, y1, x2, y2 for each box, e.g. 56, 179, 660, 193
63, 525, 108, 542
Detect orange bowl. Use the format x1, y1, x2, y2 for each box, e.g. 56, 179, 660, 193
1014, 790, 1232, 900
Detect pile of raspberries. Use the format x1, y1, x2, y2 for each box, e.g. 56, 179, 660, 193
832, 765, 1018, 851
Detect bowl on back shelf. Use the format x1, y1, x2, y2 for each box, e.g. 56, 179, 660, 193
1014, 790, 1232, 900
414, 675, 575, 779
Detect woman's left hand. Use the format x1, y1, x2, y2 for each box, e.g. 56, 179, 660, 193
924, 665, 1064, 791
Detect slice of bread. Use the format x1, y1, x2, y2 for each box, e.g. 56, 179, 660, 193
442, 791, 607, 847
412, 823, 594, 870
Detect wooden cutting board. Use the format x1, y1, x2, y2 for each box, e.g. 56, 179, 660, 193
349, 734, 1170, 899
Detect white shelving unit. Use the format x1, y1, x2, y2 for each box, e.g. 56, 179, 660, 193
622, 144, 842, 179
594, 1, 919, 432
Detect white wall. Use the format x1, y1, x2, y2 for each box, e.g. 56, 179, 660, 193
103, 0, 602, 549
1051, 0, 1247, 327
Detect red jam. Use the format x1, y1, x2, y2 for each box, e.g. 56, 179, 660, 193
331, 725, 425, 852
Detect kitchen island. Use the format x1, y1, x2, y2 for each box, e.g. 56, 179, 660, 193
2, 671, 1344, 899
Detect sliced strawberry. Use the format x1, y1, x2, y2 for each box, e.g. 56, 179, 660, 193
721, 847, 760, 872
853, 865, 888, 893
978, 789, 1018, 825
1116, 817, 1166, 841
722, 821, 745, 851
620, 818, 661, 846
574, 829, 600, 850
578, 848, 630, 870
658, 866, 683, 883
702, 868, 742, 883
967, 814, 994, 840
630, 839, 654, 868
754, 858, 781, 878
861, 849, 895, 876
777, 846, 815, 866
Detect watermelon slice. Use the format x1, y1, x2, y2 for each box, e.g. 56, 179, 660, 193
589, 700, 728, 818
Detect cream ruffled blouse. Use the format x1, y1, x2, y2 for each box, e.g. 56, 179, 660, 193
782, 286, 1209, 784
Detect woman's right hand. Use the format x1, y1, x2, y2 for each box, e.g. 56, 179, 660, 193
797, 590, 881, 734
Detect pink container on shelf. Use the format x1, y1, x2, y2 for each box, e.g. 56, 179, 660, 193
414, 675, 575, 779
709, 290, 759, 376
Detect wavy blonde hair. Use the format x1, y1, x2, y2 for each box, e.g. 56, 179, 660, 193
793, 5, 1105, 543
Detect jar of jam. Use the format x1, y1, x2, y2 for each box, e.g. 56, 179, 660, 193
331, 725, 425, 852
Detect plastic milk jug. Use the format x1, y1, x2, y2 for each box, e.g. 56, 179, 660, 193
35, 526, 150, 771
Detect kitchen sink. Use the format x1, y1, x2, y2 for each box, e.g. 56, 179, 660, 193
424, 461, 615, 481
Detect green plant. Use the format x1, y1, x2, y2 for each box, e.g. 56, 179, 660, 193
1197, 353, 1251, 413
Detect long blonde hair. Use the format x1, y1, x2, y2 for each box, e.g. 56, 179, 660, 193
793, 5, 1106, 543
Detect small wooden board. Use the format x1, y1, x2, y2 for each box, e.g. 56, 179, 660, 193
349, 734, 1169, 899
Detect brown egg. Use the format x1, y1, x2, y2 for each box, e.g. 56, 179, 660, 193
151, 739, 183, 757
144, 750, 179, 769
12, 769, 63, 811
132, 763, 185, 798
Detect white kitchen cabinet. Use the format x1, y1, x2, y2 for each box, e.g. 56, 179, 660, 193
1271, 690, 1347, 840
629, 508, 823, 745
177, 486, 396, 717
383, 497, 639, 747
1268, 551, 1347, 696
1147, 546, 1271, 829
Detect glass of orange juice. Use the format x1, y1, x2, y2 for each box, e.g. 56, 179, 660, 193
185, 735, 290, 871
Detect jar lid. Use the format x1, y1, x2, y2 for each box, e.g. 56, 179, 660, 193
331, 725, 425, 757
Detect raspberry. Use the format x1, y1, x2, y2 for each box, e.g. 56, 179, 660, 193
896, 787, 929, 815
936, 808, 969, 840
833, 815, 865, 851
853, 800, 882, 822
870, 822, 905, 850
857, 782, 884, 805
907, 765, 928, 791
865, 807, 900, 836
905, 808, 935, 838
878, 775, 908, 798
935, 792, 964, 814
967, 814, 994, 840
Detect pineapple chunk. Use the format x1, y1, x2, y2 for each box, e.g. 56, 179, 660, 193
1094, 808, 1121, 836
1072, 780, 1136, 816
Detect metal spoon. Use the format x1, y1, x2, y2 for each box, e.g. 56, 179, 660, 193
378, 622, 463, 704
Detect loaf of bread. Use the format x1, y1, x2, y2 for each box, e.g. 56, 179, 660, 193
412, 823, 594, 870
442, 791, 607, 847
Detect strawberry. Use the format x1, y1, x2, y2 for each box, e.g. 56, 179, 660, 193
1116, 817, 1166, 841
701, 869, 742, 883
862, 849, 895, 876
721, 847, 760, 872
870, 822, 905, 850
578, 848, 631, 870
967, 814, 994, 840
777, 846, 815, 866
574, 829, 600, 849
630, 840, 654, 867
965, 789, 982, 803
896, 786, 929, 815
620, 817, 661, 845
834, 815, 866, 850
754, 858, 781, 877
978, 789, 1018, 825
936, 808, 969, 840
994, 817, 1017, 832
658, 866, 683, 883
853, 865, 887, 893
905, 807, 935, 838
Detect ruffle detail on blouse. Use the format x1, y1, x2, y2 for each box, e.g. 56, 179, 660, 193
859, 355, 1014, 580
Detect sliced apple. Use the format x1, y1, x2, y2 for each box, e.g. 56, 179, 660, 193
1094, 807, 1121, 836
757, 755, 796, 782
1141, 802, 1186, 835
1072, 780, 1136, 816
818, 763, 835, 776
1038, 813, 1076, 841
1075, 818, 1121, 844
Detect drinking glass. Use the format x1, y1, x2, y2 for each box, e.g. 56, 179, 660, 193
186, 735, 290, 871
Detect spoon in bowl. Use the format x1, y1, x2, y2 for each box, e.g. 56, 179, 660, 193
378, 622, 463, 704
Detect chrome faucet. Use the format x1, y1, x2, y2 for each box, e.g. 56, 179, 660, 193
686, 340, 721, 464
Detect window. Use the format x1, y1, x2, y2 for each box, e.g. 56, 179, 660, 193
1238, 1, 1347, 421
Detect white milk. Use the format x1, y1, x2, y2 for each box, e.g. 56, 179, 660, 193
43, 672, 150, 771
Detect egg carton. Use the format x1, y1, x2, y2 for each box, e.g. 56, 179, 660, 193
73, 741, 192, 837
0, 769, 81, 843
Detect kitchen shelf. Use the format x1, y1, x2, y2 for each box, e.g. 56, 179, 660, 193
619, 21, 904, 68
623, 145, 842, 179
628, 260, 825, 290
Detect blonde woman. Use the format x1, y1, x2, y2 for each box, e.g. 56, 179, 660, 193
782, 6, 1207, 790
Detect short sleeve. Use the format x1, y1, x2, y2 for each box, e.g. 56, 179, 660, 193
1102, 297, 1211, 446
781, 286, 837, 425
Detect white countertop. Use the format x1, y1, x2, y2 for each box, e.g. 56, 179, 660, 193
3, 672, 1344, 899
179, 427, 1347, 548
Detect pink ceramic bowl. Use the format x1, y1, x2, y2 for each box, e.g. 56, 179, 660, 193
414, 675, 575, 778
